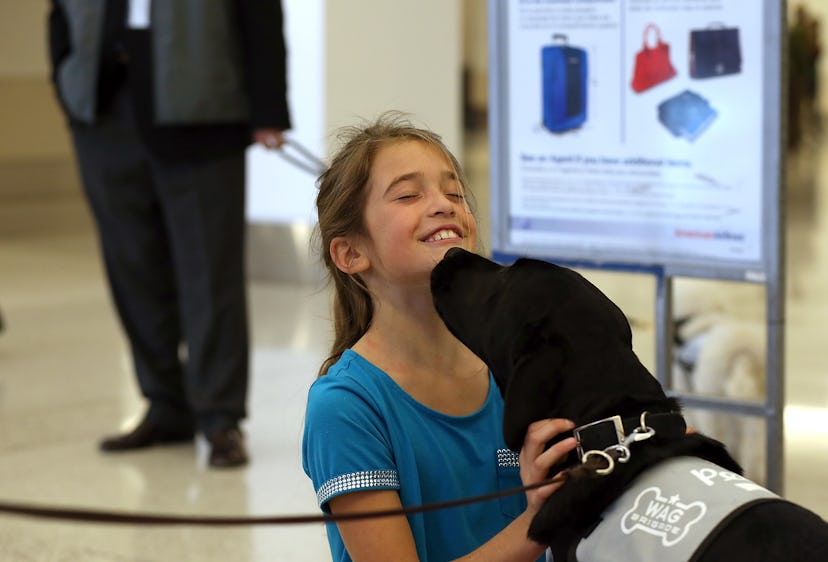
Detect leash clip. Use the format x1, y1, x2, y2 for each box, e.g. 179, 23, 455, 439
574, 412, 657, 475
624, 412, 656, 446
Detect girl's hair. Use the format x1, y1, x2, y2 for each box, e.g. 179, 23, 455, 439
313, 111, 473, 376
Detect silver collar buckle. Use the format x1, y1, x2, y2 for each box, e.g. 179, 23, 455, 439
573, 415, 625, 461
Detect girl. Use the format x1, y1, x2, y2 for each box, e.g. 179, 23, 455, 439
302, 112, 576, 561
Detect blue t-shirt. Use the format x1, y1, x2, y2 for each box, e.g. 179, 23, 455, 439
302, 349, 528, 562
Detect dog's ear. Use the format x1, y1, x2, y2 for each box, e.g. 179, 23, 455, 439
502, 343, 566, 451
557, 265, 634, 347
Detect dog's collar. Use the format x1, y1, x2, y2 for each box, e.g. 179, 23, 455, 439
573, 411, 686, 474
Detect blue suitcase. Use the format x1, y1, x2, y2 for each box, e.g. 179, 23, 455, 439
542, 34, 588, 132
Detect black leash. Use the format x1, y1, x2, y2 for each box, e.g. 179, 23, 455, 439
3, 414, 666, 527
0, 473, 567, 527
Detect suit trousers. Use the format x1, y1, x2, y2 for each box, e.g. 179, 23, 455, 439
70, 89, 249, 435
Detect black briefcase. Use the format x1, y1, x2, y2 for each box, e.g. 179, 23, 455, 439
689, 24, 741, 78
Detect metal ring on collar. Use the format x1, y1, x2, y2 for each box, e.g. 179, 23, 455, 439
582, 450, 615, 475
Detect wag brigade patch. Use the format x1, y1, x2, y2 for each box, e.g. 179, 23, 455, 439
576, 457, 779, 562
621, 486, 707, 546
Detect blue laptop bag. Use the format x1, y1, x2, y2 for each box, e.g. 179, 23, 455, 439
657, 89, 718, 142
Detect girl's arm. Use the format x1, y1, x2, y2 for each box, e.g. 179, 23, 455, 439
330, 490, 419, 562
458, 418, 577, 561
331, 418, 578, 562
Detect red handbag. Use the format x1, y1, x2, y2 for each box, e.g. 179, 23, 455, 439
631, 24, 677, 93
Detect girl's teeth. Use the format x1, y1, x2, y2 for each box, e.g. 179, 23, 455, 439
429, 230, 458, 242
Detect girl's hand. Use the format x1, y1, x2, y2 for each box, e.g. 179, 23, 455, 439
519, 418, 578, 514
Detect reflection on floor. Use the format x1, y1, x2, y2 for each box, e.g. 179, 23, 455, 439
1, 124, 828, 559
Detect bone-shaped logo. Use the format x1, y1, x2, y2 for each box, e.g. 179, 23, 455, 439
620, 486, 707, 546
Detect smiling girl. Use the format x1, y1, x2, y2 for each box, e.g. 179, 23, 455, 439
302, 112, 576, 561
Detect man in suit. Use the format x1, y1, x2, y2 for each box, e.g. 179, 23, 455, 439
48, 0, 292, 468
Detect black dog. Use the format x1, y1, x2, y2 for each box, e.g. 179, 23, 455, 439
431, 248, 828, 561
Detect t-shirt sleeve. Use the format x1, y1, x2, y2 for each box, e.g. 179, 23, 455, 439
302, 374, 400, 512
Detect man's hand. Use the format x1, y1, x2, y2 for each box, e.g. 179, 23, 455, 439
253, 128, 286, 149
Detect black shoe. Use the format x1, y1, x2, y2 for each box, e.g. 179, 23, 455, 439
207, 428, 248, 468
100, 416, 194, 452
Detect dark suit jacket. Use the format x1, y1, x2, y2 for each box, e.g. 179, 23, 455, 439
48, 0, 292, 162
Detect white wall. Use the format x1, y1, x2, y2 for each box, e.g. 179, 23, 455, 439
246, 0, 326, 223
247, 0, 464, 224
325, 0, 463, 155
0, 0, 49, 76
0, 0, 73, 162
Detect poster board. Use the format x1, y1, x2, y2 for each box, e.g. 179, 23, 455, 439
489, 0, 783, 280
488, 0, 786, 491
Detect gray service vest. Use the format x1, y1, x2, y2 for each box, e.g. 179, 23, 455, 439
575, 456, 779, 562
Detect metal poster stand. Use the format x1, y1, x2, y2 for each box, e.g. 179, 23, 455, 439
487, 0, 786, 492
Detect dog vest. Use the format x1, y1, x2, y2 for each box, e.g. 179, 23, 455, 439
575, 456, 779, 562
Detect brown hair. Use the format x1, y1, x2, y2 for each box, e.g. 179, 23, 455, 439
313, 111, 474, 376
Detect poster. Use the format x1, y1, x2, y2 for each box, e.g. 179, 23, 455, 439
493, 0, 778, 269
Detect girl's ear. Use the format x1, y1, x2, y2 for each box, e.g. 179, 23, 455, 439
330, 236, 370, 274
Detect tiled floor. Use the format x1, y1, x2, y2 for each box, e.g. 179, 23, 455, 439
0, 161, 334, 560
2, 116, 828, 560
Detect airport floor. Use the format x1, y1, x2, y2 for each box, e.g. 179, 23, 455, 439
2, 123, 828, 560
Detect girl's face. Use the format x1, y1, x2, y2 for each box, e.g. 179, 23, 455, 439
359, 139, 477, 288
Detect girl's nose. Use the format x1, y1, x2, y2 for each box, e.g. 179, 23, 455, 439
428, 192, 457, 216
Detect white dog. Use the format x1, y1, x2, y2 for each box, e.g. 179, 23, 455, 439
672, 280, 767, 484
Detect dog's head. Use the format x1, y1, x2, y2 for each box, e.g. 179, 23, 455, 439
431, 248, 672, 451
432, 249, 746, 547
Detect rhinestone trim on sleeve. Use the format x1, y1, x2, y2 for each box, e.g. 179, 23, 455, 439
317, 469, 400, 507
497, 448, 520, 468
